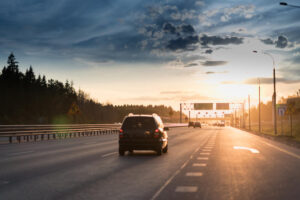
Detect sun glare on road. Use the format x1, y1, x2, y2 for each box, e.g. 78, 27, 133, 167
233, 146, 260, 154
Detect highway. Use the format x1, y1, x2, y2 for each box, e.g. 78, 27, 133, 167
0, 127, 299, 200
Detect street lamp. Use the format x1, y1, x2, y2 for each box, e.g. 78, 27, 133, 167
280, 2, 300, 8
258, 78, 261, 134
253, 50, 277, 135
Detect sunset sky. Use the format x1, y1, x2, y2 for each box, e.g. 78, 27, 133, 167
1, 0, 300, 110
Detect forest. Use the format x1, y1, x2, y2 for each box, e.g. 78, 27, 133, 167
0, 53, 182, 124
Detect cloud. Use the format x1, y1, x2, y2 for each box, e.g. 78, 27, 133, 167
260, 35, 289, 49
205, 49, 213, 54
201, 61, 228, 66
205, 71, 228, 74
166, 35, 199, 51
260, 38, 274, 45
200, 34, 244, 46
184, 62, 199, 67
195, 1, 205, 7
276, 35, 288, 49
244, 77, 300, 84
163, 23, 176, 34
180, 24, 195, 34
221, 5, 255, 22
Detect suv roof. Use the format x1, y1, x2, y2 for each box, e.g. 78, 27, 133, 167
127, 113, 158, 117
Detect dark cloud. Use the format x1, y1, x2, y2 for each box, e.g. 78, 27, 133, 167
163, 23, 176, 34
205, 71, 228, 74
201, 61, 228, 66
163, 23, 195, 36
244, 77, 300, 84
200, 34, 244, 46
180, 24, 195, 34
184, 63, 198, 67
260, 38, 274, 45
275, 35, 288, 49
205, 49, 213, 54
166, 35, 199, 51
260, 35, 289, 49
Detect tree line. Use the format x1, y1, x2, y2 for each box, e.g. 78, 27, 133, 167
0, 53, 182, 124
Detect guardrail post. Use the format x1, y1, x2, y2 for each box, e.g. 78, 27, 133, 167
27, 135, 30, 142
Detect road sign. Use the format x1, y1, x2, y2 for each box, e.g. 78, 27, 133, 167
277, 104, 287, 116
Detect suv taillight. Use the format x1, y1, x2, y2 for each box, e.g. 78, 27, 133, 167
119, 129, 124, 138
154, 129, 160, 138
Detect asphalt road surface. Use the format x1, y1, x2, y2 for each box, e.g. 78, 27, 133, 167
0, 126, 299, 200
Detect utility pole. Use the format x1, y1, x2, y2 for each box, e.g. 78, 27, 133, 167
273, 67, 277, 135
248, 95, 251, 130
258, 79, 261, 133
243, 101, 245, 128
188, 110, 191, 122
180, 103, 182, 123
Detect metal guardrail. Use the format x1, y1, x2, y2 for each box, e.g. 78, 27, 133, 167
0, 123, 187, 144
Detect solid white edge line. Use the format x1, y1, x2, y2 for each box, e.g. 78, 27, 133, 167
262, 142, 300, 159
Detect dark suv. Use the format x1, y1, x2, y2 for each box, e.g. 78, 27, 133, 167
119, 114, 169, 156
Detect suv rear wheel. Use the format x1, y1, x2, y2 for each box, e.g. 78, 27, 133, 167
119, 149, 125, 156
163, 145, 168, 153
156, 148, 162, 156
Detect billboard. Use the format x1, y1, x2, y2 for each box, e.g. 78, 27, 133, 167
216, 103, 229, 110
194, 103, 213, 110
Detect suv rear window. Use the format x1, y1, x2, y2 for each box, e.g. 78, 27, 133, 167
122, 117, 157, 130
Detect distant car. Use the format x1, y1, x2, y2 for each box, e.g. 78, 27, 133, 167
119, 114, 169, 156
188, 121, 195, 127
219, 121, 225, 127
194, 122, 201, 128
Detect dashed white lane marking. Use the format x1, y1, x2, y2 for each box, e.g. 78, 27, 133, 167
202, 149, 211, 152
193, 163, 207, 167
175, 186, 198, 192
200, 152, 210, 155
186, 172, 203, 176
101, 152, 118, 158
197, 157, 209, 160
150, 136, 211, 200
9, 151, 34, 156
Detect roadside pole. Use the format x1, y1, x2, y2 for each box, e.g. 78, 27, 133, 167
188, 111, 191, 123
180, 103, 182, 123
258, 79, 261, 133
248, 95, 251, 130
290, 114, 293, 137
281, 115, 283, 136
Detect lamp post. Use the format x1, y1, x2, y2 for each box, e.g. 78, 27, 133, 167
253, 50, 277, 135
248, 95, 251, 130
280, 2, 300, 8
258, 78, 261, 133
